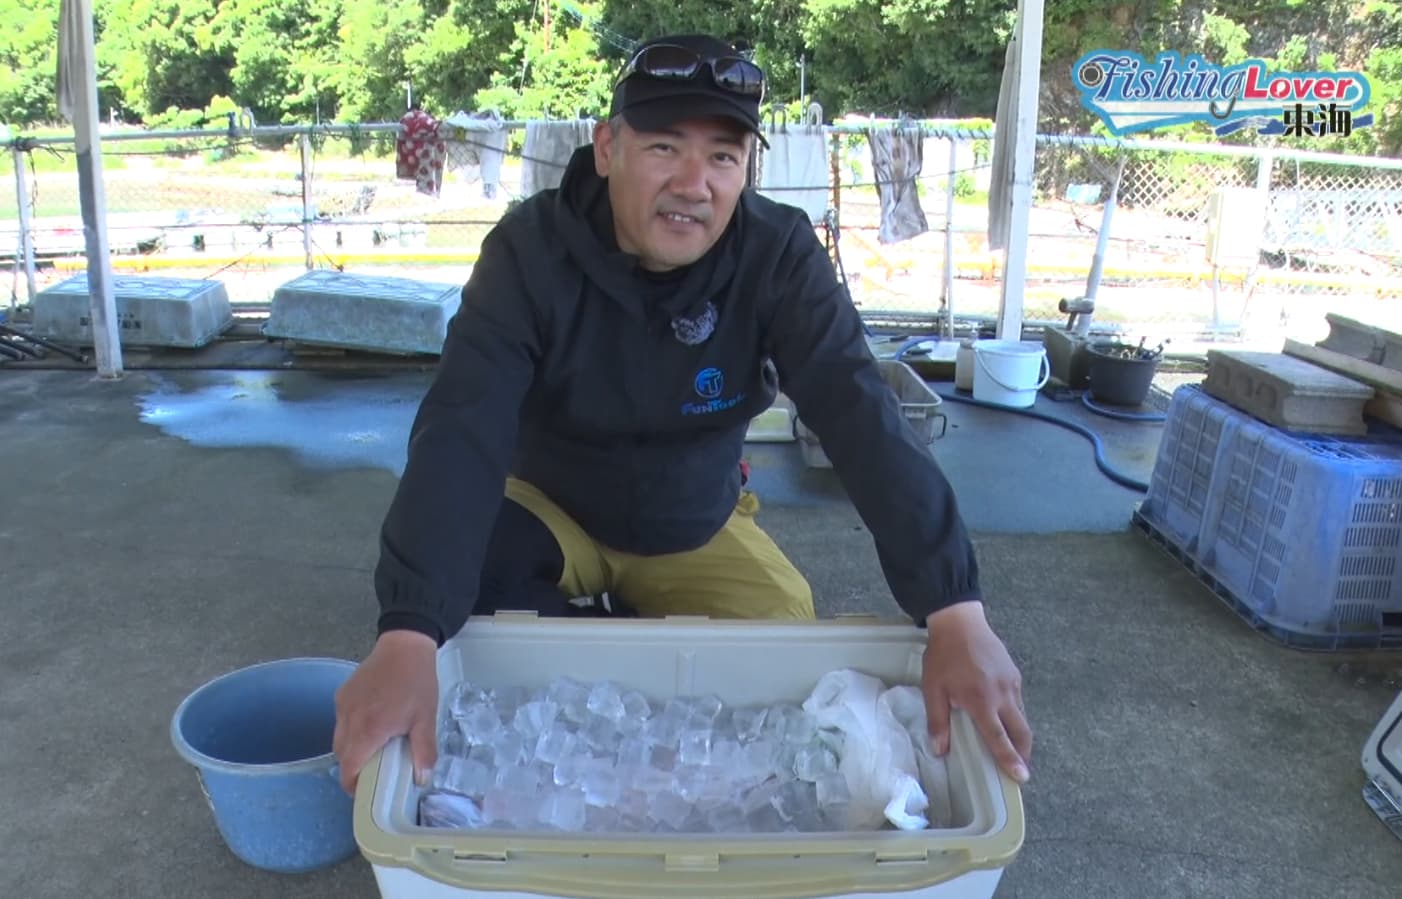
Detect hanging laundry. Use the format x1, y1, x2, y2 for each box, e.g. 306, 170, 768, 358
397, 107, 446, 197
758, 107, 830, 224
988, 27, 1021, 251
443, 110, 509, 199
521, 120, 596, 197
866, 123, 928, 244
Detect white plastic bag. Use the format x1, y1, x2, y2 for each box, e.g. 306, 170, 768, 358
802, 669, 929, 830
881, 685, 953, 828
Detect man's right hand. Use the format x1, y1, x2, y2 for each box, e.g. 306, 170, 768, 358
333, 629, 440, 795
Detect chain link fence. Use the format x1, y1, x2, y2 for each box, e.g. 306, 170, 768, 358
5, 120, 1401, 346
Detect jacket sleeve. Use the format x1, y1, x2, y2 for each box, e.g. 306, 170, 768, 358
373, 228, 541, 645
763, 222, 981, 625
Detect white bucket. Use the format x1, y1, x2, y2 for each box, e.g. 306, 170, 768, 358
973, 340, 1050, 408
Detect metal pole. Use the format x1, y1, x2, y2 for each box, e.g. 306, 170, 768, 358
941, 137, 957, 337
300, 131, 314, 270
11, 144, 37, 306
1084, 154, 1126, 309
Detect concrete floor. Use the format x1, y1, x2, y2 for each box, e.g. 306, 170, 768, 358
3, 365, 1401, 899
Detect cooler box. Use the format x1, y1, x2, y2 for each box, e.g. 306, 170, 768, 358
354, 616, 1024, 899
1362, 689, 1402, 844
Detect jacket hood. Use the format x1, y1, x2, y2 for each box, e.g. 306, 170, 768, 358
551, 144, 742, 327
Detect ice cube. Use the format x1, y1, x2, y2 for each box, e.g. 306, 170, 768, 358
448, 681, 489, 719
617, 736, 652, 770
584, 803, 622, 832
512, 699, 560, 741
586, 681, 626, 721
742, 739, 778, 778
705, 802, 748, 834
440, 726, 468, 760
649, 742, 678, 772
490, 730, 526, 768
672, 765, 729, 803
648, 789, 693, 830
629, 765, 673, 796
482, 786, 538, 829
643, 712, 683, 747
771, 780, 818, 824
489, 684, 532, 718
553, 754, 584, 787
468, 743, 495, 767
793, 744, 838, 782
690, 694, 724, 722
547, 676, 592, 724
710, 739, 742, 769
420, 790, 486, 829
457, 701, 503, 744
580, 766, 623, 807
539, 786, 588, 831
615, 788, 651, 822
534, 725, 579, 765
731, 706, 767, 743
816, 774, 852, 830
579, 714, 621, 754
744, 801, 787, 833
433, 756, 494, 797
496, 764, 542, 794
783, 711, 818, 745
620, 690, 653, 721
678, 729, 712, 766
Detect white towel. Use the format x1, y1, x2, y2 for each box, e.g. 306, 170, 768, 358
522, 120, 596, 197
56, 0, 84, 123
867, 125, 929, 244
443, 110, 509, 199
758, 126, 830, 223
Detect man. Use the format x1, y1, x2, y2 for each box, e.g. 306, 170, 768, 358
333, 34, 1032, 796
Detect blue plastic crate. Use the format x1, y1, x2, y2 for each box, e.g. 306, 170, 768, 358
1136, 385, 1402, 649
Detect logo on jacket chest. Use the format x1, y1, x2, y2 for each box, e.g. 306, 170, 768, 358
681, 366, 746, 416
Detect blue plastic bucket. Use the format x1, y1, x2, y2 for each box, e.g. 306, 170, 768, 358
170, 657, 359, 873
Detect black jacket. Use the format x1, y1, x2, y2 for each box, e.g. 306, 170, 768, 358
375, 145, 980, 643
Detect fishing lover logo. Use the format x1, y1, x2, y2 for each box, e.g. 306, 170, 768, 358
1073, 50, 1373, 139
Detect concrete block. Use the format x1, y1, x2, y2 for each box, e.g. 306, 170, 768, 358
31, 274, 233, 349
1203, 349, 1373, 435
1043, 328, 1091, 389
1319, 313, 1402, 373
264, 270, 462, 356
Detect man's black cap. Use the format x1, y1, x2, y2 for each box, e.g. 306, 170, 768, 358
610, 34, 767, 146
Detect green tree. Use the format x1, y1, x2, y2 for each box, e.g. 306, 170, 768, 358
0, 0, 61, 124
95, 0, 233, 120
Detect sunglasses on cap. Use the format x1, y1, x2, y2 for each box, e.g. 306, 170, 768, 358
616, 44, 766, 101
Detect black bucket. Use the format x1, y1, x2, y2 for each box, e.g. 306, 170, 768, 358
1087, 342, 1160, 406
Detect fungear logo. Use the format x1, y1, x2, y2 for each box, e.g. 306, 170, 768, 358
1074, 50, 1373, 139
682, 367, 745, 416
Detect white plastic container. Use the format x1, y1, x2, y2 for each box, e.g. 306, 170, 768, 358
795, 361, 945, 468
971, 341, 1049, 409
354, 616, 1024, 899
1362, 688, 1402, 843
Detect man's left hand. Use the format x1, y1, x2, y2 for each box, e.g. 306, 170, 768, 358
921, 601, 1032, 784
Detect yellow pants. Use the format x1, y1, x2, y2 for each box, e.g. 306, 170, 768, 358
504, 477, 815, 620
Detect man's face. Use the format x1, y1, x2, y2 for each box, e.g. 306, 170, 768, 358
593, 115, 751, 272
